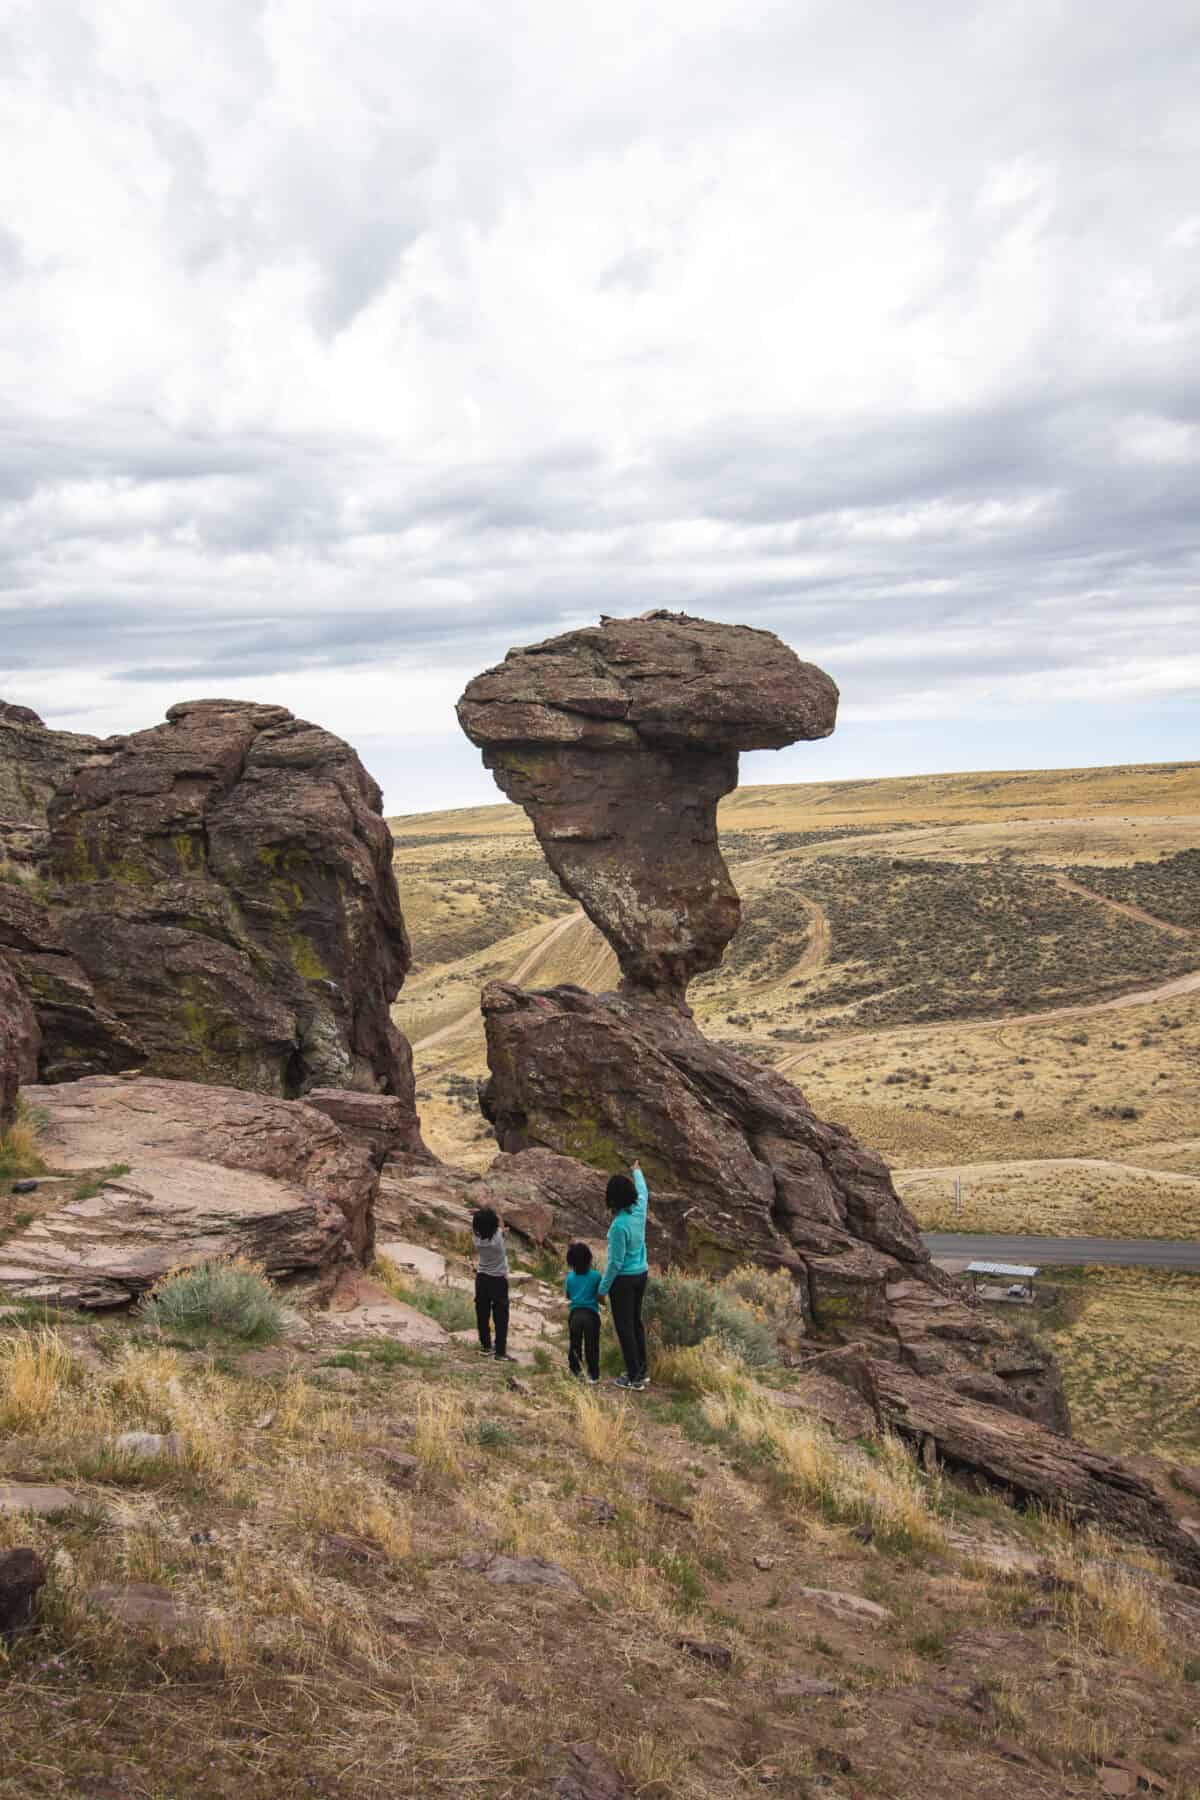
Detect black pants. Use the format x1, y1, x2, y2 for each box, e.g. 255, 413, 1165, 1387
607, 1272, 648, 1381
475, 1272, 509, 1357
568, 1307, 601, 1380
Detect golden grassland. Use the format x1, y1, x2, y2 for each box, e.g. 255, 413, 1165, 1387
1022, 1267, 1200, 1457
390, 760, 1200, 1196
3, 1309, 1200, 1798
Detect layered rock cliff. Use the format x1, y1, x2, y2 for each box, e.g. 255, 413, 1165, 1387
0, 955, 38, 1137
0, 699, 422, 1149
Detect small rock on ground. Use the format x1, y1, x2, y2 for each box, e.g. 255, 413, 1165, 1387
0, 1547, 46, 1635
773, 1673, 844, 1699
460, 1551, 582, 1596
793, 1586, 893, 1626
86, 1582, 205, 1643
549, 1741, 634, 1799
0, 1483, 83, 1517
676, 1637, 733, 1670
113, 1431, 184, 1462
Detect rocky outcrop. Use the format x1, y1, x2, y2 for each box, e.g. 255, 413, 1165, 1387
0, 886, 142, 1083
0, 702, 95, 841
479, 979, 1068, 1429
0, 955, 38, 1136
868, 1361, 1200, 1586
0, 698, 422, 1144
0, 1074, 377, 1307
458, 612, 837, 1003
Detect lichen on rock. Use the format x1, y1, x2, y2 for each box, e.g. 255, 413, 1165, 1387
0, 698, 423, 1153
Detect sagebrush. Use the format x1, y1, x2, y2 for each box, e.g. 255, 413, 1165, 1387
139, 1257, 285, 1341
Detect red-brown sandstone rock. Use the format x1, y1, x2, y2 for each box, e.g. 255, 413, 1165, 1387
458, 612, 837, 1003
869, 1360, 1200, 1585
0, 954, 38, 1136
0, 698, 422, 1144
0, 1074, 376, 1307
0, 701, 96, 832
479, 979, 1068, 1430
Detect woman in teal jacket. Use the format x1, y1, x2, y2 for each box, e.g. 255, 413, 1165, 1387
598, 1160, 649, 1390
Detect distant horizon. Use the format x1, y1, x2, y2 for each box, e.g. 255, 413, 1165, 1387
387, 750, 1200, 823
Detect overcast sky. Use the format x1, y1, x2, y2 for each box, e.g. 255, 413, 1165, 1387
2, 1, 1197, 812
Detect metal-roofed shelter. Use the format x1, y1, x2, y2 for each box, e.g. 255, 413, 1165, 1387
965, 1260, 1039, 1301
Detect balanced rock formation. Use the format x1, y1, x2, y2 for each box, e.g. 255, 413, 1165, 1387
0, 1074, 377, 1307
458, 611, 837, 1003
457, 613, 1200, 1571
0, 699, 422, 1150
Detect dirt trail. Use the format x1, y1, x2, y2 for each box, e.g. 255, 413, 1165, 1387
739, 895, 830, 997
896, 1155, 1200, 1189
1050, 871, 1193, 938
777, 966, 1200, 1075
413, 910, 584, 1055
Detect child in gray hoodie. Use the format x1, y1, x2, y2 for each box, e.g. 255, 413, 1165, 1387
472, 1206, 515, 1362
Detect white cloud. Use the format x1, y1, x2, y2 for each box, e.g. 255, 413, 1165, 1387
0, 0, 1197, 805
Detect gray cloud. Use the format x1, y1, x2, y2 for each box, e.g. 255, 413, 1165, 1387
0, 0, 1196, 794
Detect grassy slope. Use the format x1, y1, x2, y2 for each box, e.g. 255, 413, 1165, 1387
4, 1274, 1200, 1797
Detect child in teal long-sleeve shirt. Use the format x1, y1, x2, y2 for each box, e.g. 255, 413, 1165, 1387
598, 1161, 649, 1390
564, 1242, 602, 1382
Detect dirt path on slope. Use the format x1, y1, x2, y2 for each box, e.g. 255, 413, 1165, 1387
895, 1154, 1200, 1188
776, 966, 1200, 1075
1050, 871, 1193, 938
413, 910, 584, 1054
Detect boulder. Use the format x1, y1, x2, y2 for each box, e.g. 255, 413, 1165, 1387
0, 1547, 47, 1636
0, 698, 423, 1143
0, 887, 141, 1082
474, 1146, 611, 1246
869, 1360, 1200, 1585
0, 1074, 376, 1307
479, 979, 1067, 1429
458, 611, 837, 1003
0, 952, 38, 1135
305, 1089, 416, 1165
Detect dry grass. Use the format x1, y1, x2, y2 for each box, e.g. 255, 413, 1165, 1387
703, 1383, 945, 1552
413, 1388, 468, 1477
2, 1303, 1199, 1796
1024, 1266, 1200, 1455
571, 1386, 635, 1464
0, 1325, 79, 1432
0, 1104, 45, 1181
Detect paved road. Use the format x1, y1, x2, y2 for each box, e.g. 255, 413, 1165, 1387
923, 1232, 1200, 1271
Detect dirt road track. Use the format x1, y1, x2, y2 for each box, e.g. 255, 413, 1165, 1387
777, 966, 1200, 1076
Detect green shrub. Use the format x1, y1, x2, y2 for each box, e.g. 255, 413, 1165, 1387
643, 1270, 776, 1368
643, 1272, 718, 1348
139, 1257, 285, 1342
710, 1291, 777, 1367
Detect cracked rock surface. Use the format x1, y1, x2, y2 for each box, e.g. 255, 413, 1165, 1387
0, 1074, 376, 1307
0, 699, 422, 1146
